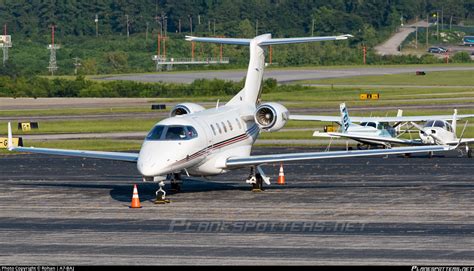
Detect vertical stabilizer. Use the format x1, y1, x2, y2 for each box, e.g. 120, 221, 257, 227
340, 103, 351, 133
185, 34, 352, 107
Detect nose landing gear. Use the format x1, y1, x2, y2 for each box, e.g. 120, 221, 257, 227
155, 181, 171, 204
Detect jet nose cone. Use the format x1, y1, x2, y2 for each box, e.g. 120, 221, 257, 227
137, 141, 174, 176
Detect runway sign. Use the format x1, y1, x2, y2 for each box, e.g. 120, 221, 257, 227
360, 93, 380, 100
17, 122, 39, 132
324, 125, 338, 133
0, 137, 23, 149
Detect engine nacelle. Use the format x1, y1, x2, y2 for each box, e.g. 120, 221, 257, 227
169, 103, 205, 117
254, 102, 289, 132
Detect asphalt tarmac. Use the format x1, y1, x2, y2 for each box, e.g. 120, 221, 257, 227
0, 148, 473, 265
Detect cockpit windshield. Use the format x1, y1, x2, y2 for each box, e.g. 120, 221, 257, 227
424, 120, 446, 129
146, 125, 198, 141
361, 122, 377, 128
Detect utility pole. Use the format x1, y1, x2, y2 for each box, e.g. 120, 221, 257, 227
213, 20, 216, 36
436, 11, 439, 40
441, 7, 444, 30
146, 22, 149, 42
256, 19, 259, 36
415, 16, 418, 49
95, 14, 99, 37
426, 14, 429, 48
311, 19, 315, 36
126, 14, 130, 38
178, 19, 181, 33
162, 12, 167, 37
189, 15, 193, 35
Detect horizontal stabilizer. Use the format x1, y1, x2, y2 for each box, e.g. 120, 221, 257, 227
185, 34, 352, 46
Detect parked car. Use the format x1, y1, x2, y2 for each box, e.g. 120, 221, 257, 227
428, 47, 448, 54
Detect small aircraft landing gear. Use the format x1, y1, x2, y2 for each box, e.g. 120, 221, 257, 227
467, 144, 472, 158
155, 181, 171, 204
428, 151, 434, 159
167, 173, 182, 192
246, 166, 270, 192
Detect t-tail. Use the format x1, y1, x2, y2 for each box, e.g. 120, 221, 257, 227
339, 102, 352, 133
185, 34, 352, 107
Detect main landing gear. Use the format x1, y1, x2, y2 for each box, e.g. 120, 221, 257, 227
246, 166, 270, 192
167, 173, 182, 192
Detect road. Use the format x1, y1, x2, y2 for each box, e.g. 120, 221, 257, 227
96, 66, 474, 84
375, 21, 429, 56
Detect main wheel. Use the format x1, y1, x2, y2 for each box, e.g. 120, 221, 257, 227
170, 182, 181, 192
252, 174, 264, 191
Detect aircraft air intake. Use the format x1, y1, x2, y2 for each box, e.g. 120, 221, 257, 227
254, 102, 289, 132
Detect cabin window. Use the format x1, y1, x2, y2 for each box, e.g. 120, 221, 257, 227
221, 122, 227, 133
227, 120, 233, 131
236, 118, 242, 129
210, 124, 216, 135
216, 123, 222, 134
445, 122, 453, 132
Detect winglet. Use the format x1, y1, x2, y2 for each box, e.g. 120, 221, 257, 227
7, 122, 14, 151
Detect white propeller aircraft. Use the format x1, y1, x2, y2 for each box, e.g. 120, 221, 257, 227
6, 34, 454, 194
291, 103, 474, 156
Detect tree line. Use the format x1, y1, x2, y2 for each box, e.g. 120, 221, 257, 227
0, 75, 298, 98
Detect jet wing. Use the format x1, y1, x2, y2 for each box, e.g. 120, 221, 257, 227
290, 114, 474, 123
224, 145, 450, 168
323, 132, 423, 145
445, 138, 474, 145
6, 122, 138, 162
10, 146, 138, 162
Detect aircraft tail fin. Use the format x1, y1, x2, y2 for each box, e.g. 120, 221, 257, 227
186, 34, 352, 106
339, 103, 352, 133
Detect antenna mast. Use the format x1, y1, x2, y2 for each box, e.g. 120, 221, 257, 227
47, 25, 60, 75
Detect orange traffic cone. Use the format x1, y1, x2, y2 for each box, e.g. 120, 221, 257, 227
130, 184, 142, 208
277, 163, 285, 185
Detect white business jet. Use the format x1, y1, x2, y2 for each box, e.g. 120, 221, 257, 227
291, 103, 474, 156
6, 34, 452, 193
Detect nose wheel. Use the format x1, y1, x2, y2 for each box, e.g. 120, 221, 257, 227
155, 181, 170, 204
467, 144, 472, 158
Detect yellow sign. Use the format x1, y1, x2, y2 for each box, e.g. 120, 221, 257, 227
324, 125, 338, 133
0, 138, 21, 149
360, 93, 380, 100
21, 123, 31, 132
371, 93, 380, 100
